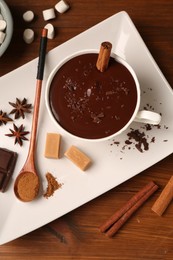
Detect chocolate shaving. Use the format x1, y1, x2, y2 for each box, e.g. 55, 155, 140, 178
91, 112, 104, 123
127, 129, 149, 152
125, 140, 132, 145
110, 121, 169, 157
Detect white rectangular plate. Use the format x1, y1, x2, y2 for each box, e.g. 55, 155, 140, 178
0, 11, 173, 245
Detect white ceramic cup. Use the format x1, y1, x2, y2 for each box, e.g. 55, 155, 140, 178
45, 50, 161, 142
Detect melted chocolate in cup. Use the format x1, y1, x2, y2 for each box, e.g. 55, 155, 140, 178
49, 53, 138, 140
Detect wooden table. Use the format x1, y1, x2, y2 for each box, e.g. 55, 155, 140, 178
1, 0, 173, 259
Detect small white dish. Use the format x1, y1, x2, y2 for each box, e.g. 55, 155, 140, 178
0, 0, 13, 57
0, 11, 173, 245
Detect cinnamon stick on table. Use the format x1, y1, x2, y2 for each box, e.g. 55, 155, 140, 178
152, 176, 173, 216
96, 42, 112, 72
99, 181, 159, 238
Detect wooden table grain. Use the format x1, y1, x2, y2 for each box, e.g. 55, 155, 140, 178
0, 0, 173, 259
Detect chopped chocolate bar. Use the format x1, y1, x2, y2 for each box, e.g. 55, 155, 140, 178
0, 148, 18, 192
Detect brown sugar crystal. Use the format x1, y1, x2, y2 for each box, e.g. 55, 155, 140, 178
44, 172, 62, 198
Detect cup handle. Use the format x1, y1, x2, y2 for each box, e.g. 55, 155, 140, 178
134, 110, 161, 125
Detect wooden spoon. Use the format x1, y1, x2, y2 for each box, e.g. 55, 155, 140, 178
14, 28, 48, 202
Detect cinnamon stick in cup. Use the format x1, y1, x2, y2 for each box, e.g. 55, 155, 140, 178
96, 41, 112, 72
152, 176, 173, 216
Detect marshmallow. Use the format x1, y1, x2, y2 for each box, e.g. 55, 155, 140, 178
55, 0, 70, 13
0, 20, 7, 31
44, 23, 55, 39
0, 31, 6, 44
23, 10, 35, 22
23, 28, 34, 44
42, 8, 56, 21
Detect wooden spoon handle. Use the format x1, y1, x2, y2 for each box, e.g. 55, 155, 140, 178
25, 80, 42, 171
25, 29, 48, 169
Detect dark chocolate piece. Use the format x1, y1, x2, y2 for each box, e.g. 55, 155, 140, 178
0, 148, 18, 192
0, 172, 5, 185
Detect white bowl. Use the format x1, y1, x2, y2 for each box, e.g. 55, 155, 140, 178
0, 0, 13, 57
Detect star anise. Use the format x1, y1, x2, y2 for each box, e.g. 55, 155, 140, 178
5, 124, 30, 146
0, 110, 13, 126
9, 98, 32, 119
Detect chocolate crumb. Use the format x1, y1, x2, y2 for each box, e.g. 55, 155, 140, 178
151, 137, 155, 143
114, 141, 120, 145
125, 140, 132, 145
156, 124, 161, 129
145, 124, 152, 131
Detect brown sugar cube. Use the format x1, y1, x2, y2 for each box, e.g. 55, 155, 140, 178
64, 145, 91, 171
44, 133, 61, 159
